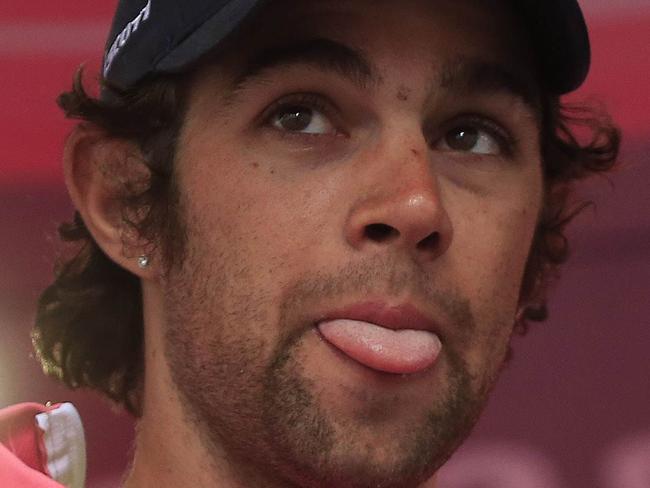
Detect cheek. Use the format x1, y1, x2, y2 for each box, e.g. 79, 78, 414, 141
451, 165, 542, 302
176, 146, 338, 319
459, 206, 537, 294
451, 188, 541, 368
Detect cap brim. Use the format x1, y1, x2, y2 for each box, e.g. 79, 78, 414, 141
155, 0, 265, 74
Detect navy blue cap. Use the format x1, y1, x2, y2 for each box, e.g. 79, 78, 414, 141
102, 0, 590, 95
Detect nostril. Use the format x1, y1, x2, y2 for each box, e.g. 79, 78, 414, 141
417, 232, 440, 251
364, 223, 399, 243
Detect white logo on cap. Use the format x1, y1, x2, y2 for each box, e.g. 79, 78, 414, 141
103, 0, 152, 78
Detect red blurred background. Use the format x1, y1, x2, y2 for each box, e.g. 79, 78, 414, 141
1, 1, 648, 487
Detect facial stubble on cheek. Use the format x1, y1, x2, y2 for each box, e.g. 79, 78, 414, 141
163, 254, 509, 487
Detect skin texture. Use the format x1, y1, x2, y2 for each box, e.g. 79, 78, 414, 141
67, 0, 543, 487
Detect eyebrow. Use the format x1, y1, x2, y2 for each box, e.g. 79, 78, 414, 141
226, 38, 380, 99
225, 38, 541, 118
439, 57, 542, 117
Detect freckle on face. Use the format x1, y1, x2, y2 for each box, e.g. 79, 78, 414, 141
397, 86, 410, 101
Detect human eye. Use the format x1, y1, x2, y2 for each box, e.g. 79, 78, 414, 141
435, 116, 514, 156
265, 94, 338, 136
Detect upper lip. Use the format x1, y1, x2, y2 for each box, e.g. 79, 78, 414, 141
317, 300, 443, 336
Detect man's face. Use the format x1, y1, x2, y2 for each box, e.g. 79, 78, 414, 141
160, 0, 542, 486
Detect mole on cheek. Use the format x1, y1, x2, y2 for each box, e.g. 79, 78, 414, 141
397, 86, 411, 101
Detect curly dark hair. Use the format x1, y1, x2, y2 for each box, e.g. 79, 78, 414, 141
32, 63, 621, 416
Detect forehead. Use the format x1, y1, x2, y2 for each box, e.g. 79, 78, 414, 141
212, 0, 540, 97
242, 0, 533, 64
199, 0, 540, 112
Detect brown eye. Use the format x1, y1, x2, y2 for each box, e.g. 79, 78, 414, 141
440, 124, 502, 155
276, 106, 313, 131
271, 105, 335, 135
446, 127, 479, 151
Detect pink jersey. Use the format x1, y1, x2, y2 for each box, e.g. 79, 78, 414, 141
0, 402, 86, 488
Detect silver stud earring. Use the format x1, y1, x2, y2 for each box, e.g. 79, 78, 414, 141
137, 255, 150, 269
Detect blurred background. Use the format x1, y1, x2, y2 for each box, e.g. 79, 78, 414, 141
1, 1, 648, 487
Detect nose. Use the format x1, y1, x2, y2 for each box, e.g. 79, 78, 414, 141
344, 147, 453, 262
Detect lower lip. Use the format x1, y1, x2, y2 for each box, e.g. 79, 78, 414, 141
317, 319, 442, 375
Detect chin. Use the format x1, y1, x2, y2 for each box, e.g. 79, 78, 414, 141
261, 349, 484, 488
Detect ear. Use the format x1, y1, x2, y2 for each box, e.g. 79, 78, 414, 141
63, 124, 159, 280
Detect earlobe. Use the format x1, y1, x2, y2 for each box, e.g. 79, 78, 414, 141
63, 125, 157, 280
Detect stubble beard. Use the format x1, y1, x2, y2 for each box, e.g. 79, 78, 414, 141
260, 328, 488, 488
162, 250, 506, 488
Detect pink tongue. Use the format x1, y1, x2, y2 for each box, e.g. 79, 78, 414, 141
317, 319, 442, 374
